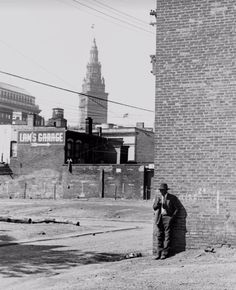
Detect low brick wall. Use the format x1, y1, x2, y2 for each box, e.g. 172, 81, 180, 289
0, 164, 146, 200
62, 164, 145, 199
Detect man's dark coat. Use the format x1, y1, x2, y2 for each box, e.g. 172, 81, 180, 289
153, 193, 181, 225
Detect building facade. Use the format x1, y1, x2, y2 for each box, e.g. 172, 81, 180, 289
78, 39, 108, 129
46, 108, 67, 128
0, 116, 151, 200
94, 122, 154, 164
0, 82, 41, 124
153, 0, 236, 250
2, 114, 126, 169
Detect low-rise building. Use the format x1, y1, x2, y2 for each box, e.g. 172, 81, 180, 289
94, 122, 154, 163
0, 114, 127, 173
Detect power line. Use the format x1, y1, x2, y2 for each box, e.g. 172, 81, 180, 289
0, 38, 77, 91
40, 97, 154, 117
56, 0, 151, 36
0, 70, 154, 113
70, 0, 154, 35
57, 0, 154, 37
90, 0, 149, 25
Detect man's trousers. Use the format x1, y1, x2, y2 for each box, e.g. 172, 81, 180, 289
157, 215, 172, 257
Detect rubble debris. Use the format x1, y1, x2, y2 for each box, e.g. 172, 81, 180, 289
204, 247, 215, 253
33, 218, 80, 226
0, 216, 80, 226
124, 252, 142, 259
220, 243, 231, 248
38, 231, 46, 235
0, 216, 32, 224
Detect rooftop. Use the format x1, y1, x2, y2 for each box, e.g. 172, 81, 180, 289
0, 82, 33, 96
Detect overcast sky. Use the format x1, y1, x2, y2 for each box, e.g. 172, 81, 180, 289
0, 0, 156, 127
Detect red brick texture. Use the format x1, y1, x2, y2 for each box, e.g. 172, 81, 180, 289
153, 0, 236, 249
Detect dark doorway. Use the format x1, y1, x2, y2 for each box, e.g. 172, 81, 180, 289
143, 168, 154, 200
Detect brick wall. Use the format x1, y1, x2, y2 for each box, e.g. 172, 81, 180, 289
136, 129, 154, 163
10, 144, 65, 176
154, 0, 236, 249
63, 164, 145, 199
0, 164, 147, 200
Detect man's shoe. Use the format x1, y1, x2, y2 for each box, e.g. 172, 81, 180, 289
153, 255, 161, 260
160, 255, 166, 260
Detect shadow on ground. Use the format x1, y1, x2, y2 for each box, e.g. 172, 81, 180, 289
0, 235, 124, 278
0, 232, 16, 242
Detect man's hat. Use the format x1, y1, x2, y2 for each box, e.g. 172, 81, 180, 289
159, 183, 169, 190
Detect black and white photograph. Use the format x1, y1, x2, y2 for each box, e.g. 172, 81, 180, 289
0, 0, 235, 289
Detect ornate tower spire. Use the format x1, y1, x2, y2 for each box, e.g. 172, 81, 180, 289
78, 39, 108, 129
90, 38, 98, 63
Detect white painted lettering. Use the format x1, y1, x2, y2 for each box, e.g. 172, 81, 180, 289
59, 133, 63, 142
32, 133, 37, 142
38, 133, 42, 142
42, 133, 47, 142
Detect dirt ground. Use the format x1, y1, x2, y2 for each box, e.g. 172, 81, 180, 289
0, 198, 236, 290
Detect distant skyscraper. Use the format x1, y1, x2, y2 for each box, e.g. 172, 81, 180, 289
0, 82, 41, 124
78, 39, 108, 129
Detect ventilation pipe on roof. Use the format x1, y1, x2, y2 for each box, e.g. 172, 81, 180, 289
85, 117, 93, 135
97, 126, 102, 137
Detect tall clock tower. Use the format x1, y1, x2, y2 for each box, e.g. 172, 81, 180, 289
78, 39, 108, 129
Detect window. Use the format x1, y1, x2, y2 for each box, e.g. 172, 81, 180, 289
75, 140, 82, 163
10, 141, 17, 158
66, 139, 74, 160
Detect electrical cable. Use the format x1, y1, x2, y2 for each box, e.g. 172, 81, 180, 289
0, 38, 78, 90
0, 70, 154, 113
56, 0, 152, 36
90, 0, 149, 25
70, 0, 154, 35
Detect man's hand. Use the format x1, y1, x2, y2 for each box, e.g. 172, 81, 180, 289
153, 195, 161, 211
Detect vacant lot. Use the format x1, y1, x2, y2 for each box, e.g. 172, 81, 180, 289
0, 198, 235, 290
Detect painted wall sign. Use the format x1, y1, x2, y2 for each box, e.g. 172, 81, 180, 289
18, 131, 65, 144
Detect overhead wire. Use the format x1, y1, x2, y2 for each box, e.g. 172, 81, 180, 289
56, 0, 154, 37
90, 0, 149, 25
70, 0, 154, 35
56, 0, 152, 36
0, 70, 154, 113
0, 42, 153, 123
0, 38, 78, 90
0, 1, 155, 124
39, 98, 154, 119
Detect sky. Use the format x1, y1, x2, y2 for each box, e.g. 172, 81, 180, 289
0, 0, 156, 128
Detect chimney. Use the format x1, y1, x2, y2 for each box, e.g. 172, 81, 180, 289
97, 126, 102, 137
27, 114, 34, 128
85, 117, 93, 135
136, 122, 144, 129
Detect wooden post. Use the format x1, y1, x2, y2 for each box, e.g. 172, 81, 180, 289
24, 182, 27, 199
100, 169, 104, 198
6, 182, 9, 198
122, 183, 125, 194
114, 185, 117, 200
53, 184, 56, 200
